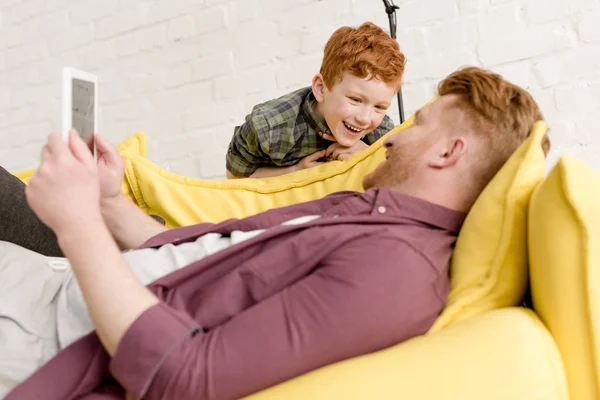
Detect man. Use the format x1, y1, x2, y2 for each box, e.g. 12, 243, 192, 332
2, 66, 549, 399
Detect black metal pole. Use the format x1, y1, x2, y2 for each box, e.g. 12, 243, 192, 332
382, 0, 405, 123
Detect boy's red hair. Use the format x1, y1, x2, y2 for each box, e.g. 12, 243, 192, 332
320, 22, 406, 91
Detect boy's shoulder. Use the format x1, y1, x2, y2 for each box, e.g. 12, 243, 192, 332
250, 86, 313, 130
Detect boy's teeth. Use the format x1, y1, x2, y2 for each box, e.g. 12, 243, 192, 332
344, 122, 361, 132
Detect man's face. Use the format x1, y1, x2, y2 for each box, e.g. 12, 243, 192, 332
363, 95, 460, 190
315, 72, 396, 147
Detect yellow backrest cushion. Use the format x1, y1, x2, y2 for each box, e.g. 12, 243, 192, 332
13, 132, 147, 204
529, 155, 600, 400
123, 114, 415, 227
431, 121, 548, 331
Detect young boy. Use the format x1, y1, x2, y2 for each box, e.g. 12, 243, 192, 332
226, 22, 406, 179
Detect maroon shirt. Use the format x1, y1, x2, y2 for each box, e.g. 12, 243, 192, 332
8, 188, 465, 400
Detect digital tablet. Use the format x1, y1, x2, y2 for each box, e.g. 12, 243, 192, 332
62, 67, 98, 155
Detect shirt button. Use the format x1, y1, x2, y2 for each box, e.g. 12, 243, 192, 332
377, 206, 387, 214
332, 215, 340, 219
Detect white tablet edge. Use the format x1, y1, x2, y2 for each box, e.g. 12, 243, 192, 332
61, 67, 98, 141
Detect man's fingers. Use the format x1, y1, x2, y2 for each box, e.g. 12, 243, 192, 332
46, 132, 67, 156
85, 133, 96, 153
69, 129, 94, 166
95, 134, 120, 165
40, 145, 51, 164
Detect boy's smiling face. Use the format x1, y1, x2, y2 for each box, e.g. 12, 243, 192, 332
312, 72, 397, 147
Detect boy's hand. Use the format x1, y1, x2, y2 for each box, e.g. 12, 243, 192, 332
296, 149, 328, 171
322, 132, 369, 161
93, 134, 126, 203
26, 130, 103, 237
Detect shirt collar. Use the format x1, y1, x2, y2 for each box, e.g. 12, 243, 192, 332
301, 89, 331, 137
365, 188, 467, 234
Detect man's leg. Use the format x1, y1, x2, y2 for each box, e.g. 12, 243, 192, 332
0, 241, 64, 397
0, 166, 62, 257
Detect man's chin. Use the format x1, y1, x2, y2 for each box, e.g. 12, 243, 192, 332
362, 159, 386, 190
362, 172, 375, 190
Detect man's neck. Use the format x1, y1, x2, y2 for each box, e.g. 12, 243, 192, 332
388, 180, 471, 213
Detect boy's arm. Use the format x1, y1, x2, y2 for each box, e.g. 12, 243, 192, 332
247, 149, 328, 178
226, 115, 266, 178
226, 100, 328, 179
227, 167, 301, 179
227, 167, 297, 179
247, 166, 299, 179
227, 165, 297, 179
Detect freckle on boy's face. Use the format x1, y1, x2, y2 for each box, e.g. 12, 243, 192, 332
315, 72, 396, 148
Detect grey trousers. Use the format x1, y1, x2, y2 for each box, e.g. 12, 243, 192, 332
0, 166, 63, 257
0, 166, 165, 257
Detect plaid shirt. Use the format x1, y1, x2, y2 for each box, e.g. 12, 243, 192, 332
226, 86, 395, 177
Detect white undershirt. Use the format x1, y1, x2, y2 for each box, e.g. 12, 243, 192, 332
55, 215, 320, 348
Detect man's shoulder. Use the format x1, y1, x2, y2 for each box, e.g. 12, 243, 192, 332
250, 87, 312, 130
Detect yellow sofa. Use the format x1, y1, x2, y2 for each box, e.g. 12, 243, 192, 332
15, 111, 600, 399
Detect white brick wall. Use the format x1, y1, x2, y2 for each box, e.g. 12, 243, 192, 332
2, 0, 600, 178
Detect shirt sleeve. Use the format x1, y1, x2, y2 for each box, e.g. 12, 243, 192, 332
109, 237, 444, 400
362, 114, 395, 145
226, 109, 271, 177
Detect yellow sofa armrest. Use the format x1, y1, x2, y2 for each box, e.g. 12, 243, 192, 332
245, 308, 568, 400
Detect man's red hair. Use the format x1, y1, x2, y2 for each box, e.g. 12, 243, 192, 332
438, 66, 550, 191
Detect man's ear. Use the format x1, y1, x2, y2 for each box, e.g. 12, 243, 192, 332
312, 74, 326, 103
429, 137, 467, 169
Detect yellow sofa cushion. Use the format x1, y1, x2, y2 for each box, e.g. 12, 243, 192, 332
529, 155, 600, 400
13, 132, 148, 204
122, 114, 414, 227
431, 121, 547, 330
245, 308, 568, 400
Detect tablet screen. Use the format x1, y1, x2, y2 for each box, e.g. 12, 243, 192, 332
72, 78, 95, 144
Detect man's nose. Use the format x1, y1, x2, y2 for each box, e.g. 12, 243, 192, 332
384, 131, 401, 148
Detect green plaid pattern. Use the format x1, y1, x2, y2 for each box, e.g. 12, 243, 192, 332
226, 86, 395, 177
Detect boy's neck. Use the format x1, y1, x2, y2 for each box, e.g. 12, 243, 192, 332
311, 99, 324, 119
